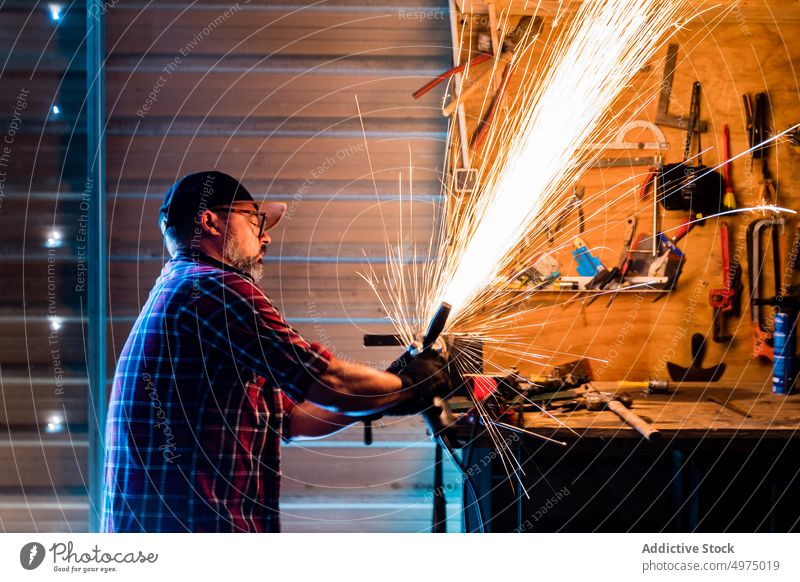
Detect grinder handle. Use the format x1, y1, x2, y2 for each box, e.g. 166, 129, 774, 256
608, 400, 661, 441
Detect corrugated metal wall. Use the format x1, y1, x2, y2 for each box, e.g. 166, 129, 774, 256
1, 0, 460, 532
0, 0, 90, 531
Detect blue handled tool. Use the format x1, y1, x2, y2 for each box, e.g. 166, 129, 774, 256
572, 237, 605, 277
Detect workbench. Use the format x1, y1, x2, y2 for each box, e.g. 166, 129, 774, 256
457, 382, 800, 532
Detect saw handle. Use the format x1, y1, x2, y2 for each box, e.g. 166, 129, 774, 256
607, 400, 661, 441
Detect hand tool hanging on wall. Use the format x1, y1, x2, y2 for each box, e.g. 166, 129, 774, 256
709, 222, 740, 343
667, 333, 726, 382
659, 82, 725, 216
638, 165, 659, 200
412, 53, 494, 99
670, 214, 697, 243
572, 237, 605, 277
722, 125, 737, 211
744, 92, 766, 157
590, 155, 661, 169
585, 216, 636, 306
471, 63, 513, 149
589, 121, 669, 169
656, 44, 708, 132
547, 186, 585, 243
659, 80, 701, 212
607, 230, 644, 307
744, 92, 777, 207
747, 215, 784, 360
628, 232, 683, 287
441, 16, 535, 117
588, 120, 670, 151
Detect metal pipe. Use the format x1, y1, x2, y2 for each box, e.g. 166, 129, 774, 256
447, 0, 471, 168
87, 0, 107, 533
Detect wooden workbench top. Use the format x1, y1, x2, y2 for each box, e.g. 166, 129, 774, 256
516, 382, 800, 439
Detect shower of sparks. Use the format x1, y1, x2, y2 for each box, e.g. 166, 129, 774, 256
360, 0, 698, 472
436, 0, 700, 327
366, 0, 709, 345
358, 0, 800, 477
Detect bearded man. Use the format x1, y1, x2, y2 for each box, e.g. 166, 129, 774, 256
101, 171, 449, 532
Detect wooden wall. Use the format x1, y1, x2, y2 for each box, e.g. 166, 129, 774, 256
450, 2, 800, 385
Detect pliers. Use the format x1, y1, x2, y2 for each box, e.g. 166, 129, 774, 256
586, 217, 638, 306
548, 186, 585, 243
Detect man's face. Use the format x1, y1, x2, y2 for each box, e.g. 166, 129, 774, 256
219, 202, 271, 281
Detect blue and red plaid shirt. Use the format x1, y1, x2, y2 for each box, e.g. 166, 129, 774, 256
101, 250, 331, 532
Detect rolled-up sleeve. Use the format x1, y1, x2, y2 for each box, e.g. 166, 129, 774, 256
181, 270, 332, 402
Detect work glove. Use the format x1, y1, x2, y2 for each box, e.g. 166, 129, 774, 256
383, 351, 452, 416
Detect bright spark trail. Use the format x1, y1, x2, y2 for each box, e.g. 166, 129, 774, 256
360, 0, 800, 477
434, 0, 698, 327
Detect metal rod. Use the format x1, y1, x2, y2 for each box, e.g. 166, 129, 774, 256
447, 0, 471, 168
652, 160, 659, 256
87, 0, 107, 533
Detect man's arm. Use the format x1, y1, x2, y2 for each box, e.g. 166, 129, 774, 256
186, 273, 410, 408
305, 357, 415, 413
285, 400, 361, 440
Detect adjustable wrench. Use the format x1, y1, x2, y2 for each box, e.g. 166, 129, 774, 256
709, 222, 736, 343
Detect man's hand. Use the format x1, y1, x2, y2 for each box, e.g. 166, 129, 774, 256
383, 352, 452, 416
305, 351, 449, 415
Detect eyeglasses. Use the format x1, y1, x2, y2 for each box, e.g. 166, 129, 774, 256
211, 207, 269, 238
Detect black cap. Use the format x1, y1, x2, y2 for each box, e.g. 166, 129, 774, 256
159, 171, 255, 231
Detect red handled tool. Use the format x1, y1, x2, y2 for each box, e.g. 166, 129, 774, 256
607, 232, 645, 308
670, 214, 697, 243
638, 166, 658, 200
709, 222, 735, 343
441, 16, 534, 117
472, 63, 513, 149
722, 125, 737, 210
412, 53, 493, 100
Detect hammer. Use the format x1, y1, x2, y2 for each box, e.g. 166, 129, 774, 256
583, 391, 661, 441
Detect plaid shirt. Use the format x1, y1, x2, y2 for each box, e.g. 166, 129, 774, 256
101, 250, 331, 532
